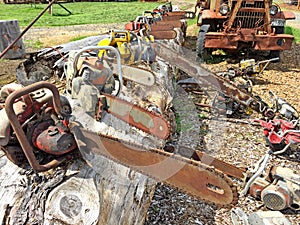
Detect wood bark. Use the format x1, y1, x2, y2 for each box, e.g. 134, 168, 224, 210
0, 150, 155, 225
0, 20, 26, 59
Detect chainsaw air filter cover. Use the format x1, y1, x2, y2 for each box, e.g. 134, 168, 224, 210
261, 183, 291, 211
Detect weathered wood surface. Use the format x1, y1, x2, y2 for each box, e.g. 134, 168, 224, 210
0, 150, 155, 225
1, 34, 163, 225
0, 20, 26, 59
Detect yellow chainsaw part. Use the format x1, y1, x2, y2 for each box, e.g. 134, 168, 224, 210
97, 31, 134, 63
97, 38, 111, 57
144, 35, 155, 42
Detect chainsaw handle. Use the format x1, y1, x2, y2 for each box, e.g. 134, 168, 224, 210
240, 150, 272, 196
5, 81, 67, 172
73, 46, 123, 88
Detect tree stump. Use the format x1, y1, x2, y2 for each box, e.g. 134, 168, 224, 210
0, 151, 155, 224
0, 20, 26, 59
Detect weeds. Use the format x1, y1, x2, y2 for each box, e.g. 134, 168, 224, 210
285, 26, 300, 43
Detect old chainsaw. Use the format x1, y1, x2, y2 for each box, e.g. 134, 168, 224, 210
64, 45, 169, 139
152, 42, 277, 118
0, 81, 241, 207
97, 30, 157, 66
124, 1, 193, 41
0, 44, 244, 208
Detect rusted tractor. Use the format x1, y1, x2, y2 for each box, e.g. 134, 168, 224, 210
195, 0, 296, 61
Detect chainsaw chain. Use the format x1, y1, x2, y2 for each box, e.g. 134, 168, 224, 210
89, 131, 239, 208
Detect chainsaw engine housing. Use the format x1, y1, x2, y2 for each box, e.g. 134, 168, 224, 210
249, 166, 300, 211
0, 83, 77, 167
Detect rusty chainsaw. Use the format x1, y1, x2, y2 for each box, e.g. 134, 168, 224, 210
65, 45, 169, 139
70, 124, 240, 208
0, 81, 241, 207
64, 44, 242, 205
0, 43, 244, 208
152, 42, 276, 118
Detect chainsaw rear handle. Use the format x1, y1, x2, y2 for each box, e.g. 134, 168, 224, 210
5, 81, 68, 172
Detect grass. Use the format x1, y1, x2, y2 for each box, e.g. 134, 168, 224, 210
24, 39, 43, 49
69, 35, 91, 42
187, 17, 197, 27
0, 2, 161, 27
285, 26, 300, 43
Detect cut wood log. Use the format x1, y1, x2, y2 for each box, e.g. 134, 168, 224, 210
0, 151, 155, 225
0, 20, 26, 59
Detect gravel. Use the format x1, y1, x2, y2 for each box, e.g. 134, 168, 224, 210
144, 43, 300, 225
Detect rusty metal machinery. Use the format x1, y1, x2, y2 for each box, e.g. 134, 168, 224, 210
247, 166, 300, 211
125, 2, 194, 42
195, 0, 296, 61
231, 208, 292, 225
0, 41, 248, 208
4, 35, 296, 210
152, 42, 276, 118
0, 81, 77, 172
0, 3, 298, 222
208, 57, 296, 119
125, 15, 186, 41
64, 45, 170, 140
0, 80, 242, 208
241, 118, 300, 211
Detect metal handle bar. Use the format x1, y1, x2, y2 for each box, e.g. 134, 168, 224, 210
5, 81, 68, 172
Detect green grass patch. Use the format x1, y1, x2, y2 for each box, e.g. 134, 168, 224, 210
24, 39, 43, 49
69, 35, 91, 42
285, 26, 300, 43
187, 18, 197, 26
0, 2, 161, 27
175, 113, 195, 133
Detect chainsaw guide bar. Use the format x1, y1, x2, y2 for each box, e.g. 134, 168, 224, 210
70, 125, 239, 208
149, 30, 177, 39
111, 63, 156, 86
101, 93, 170, 140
